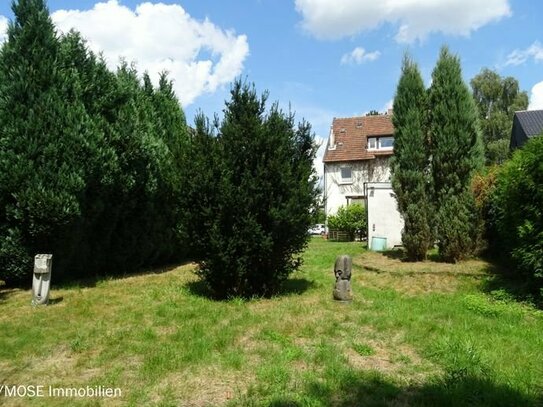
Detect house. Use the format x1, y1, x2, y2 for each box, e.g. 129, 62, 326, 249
510, 109, 543, 150
322, 113, 404, 249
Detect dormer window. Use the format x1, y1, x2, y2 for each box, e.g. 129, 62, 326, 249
368, 136, 394, 151
380, 137, 394, 149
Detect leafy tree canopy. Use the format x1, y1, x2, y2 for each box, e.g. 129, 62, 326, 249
470, 68, 528, 164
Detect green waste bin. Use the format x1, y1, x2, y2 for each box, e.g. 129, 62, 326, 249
371, 237, 387, 251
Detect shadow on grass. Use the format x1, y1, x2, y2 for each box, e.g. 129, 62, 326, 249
48, 296, 64, 305
185, 277, 316, 301
380, 248, 455, 264
1, 261, 192, 291
56, 262, 187, 290
480, 261, 542, 309
184, 279, 214, 298
241, 372, 541, 407
280, 278, 317, 296
380, 249, 406, 261
0, 287, 25, 304
0, 288, 11, 303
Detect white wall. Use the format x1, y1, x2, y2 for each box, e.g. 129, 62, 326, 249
324, 157, 391, 217
366, 182, 404, 249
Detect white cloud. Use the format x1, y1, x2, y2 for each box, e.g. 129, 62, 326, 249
361, 99, 393, 116
44, 1, 248, 107
340, 47, 380, 65
505, 41, 543, 66
0, 2, 249, 106
295, 0, 511, 43
381, 98, 393, 113
529, 81, 543, 110
0, 15, 8, 44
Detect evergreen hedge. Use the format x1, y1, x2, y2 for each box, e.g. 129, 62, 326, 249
490, 136, 543, 291
0, 0, 188, 284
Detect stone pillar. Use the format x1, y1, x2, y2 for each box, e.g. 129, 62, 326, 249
333, 254, 352, 302
32, 254, 53, 306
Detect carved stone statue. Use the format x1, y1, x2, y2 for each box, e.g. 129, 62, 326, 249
333, 254, 352, 301
32, 254, 52, 306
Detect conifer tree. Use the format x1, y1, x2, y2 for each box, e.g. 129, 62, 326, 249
192, 80, 318, 298
146, 71, 190, 262
105, 64, 169, 271
391, 55, 433, 260
428, 47, 484, 262
0, 0, 101, 282
57, 30, 122, 275
0, 3, 191, 283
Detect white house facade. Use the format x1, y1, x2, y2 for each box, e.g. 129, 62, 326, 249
366, 182, 403, 249
324, 157, 391, 217
323, 113, 404, 249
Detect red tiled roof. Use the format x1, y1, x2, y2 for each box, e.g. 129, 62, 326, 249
323, 115, 394, 163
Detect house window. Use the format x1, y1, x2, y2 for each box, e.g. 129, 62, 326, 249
368, 136, 394, 151
340, 166, 352, 184
379, 136, 394, 149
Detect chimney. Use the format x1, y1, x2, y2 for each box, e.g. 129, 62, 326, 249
328, 125, 335, 149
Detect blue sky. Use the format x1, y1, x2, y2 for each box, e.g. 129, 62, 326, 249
1, 0, 542, 171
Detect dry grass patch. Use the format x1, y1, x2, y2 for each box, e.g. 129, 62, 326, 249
353, 251, 488, 295
345, 338, 438, 383
151, 366, 252, 407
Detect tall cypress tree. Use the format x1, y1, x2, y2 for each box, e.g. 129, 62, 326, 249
56, 30, 123, 276
106, 64, 169, 271
428, 47, 484, 262
0, 0, 101, 283
146, 71, 190, 263
391, 55, 433, 260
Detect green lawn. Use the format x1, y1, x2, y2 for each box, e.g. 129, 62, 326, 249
1, 238, 542, 406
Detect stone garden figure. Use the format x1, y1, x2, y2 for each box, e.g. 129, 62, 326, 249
32, 254, 52, 306
333, 254, 352, 301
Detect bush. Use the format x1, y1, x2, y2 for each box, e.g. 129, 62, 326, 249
491, 136, 543, 289
327, 204, 367, 241
471, 166, 499, 252
188, 80, 318, 299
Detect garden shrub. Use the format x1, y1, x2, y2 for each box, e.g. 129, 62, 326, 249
491, 136, 543, 290
327, 204, 367, 241
187, 80, 318, 299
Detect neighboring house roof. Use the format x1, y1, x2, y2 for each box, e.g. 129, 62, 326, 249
510, 109, 543, 150
323, 115, 394, 163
